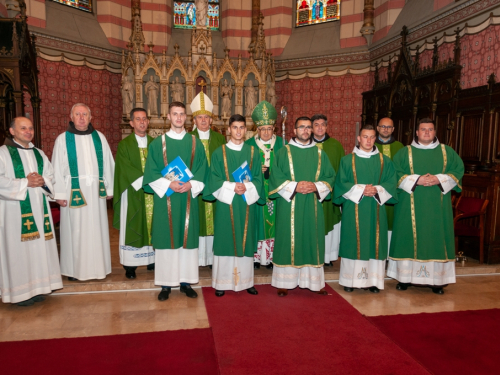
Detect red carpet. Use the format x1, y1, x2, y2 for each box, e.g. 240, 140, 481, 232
368, 309, 500, 375
0, 328, 219, 375
203, 284, 429, 375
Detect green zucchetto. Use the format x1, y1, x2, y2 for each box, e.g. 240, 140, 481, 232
251, 101, 277, 127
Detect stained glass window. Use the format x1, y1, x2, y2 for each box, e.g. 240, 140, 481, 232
174, 1, 220, 30
296, 0, 341, 27
51, 0, 92, 13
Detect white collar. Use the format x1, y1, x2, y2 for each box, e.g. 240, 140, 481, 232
197, 128, 210, 140
166, 129, 186, 140
135, 133, 148, 147
352, 145, 379, 158
226, 140, 244, 151
258, 137, 273, 145
411, 138, 440, 150
314, 135, 326, 142
289, 137, 316, 149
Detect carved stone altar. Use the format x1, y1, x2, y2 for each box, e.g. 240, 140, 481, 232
120, 1, 276, 139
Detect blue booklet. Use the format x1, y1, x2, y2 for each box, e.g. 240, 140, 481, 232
161, 156, 194, 197
232, 161, 253, 202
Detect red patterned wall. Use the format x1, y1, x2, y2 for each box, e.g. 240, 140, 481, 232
37, 58, 123, 158
275, 73, 372, 152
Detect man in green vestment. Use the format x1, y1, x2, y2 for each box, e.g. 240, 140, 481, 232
204, 114, 265, 296
375, 117, 404, 243
189, 91, 226, 268
388, 118, 464, 294
245, 101, 285, 269
311, 114, 344, 266
334, 125, 398, 293
113, 108, 155, 280
269, 117, 336, 296
143, 102, 208, 301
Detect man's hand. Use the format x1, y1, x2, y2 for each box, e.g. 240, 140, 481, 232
417, 173, 440, 187
56, 200, 67, 207
296, 181, 317, 194
177, 181, 192, 194
27, 173, 45, 188
234, 182, 247, 196
363, 184, 378, 197
169, 181, 184, 193
262, 166, 268, 174
106, 196, 113, 200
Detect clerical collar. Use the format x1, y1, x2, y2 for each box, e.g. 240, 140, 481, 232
135, 133, 148, 148
166, 129, 186, 140
67, 121, 95, 135
352, 145, 379, 158
411, 137, 440, 150
258, 137, 272, 145
375, 135, 396, 145
197, 128, 210, 140
4, 137, 34, 150
289, 137, 316, 149
226, 140, 244, 151
313, 133, 330, 143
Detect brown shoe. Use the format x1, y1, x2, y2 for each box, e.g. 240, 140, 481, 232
277, 288, 288, 297
316, 288, 328, 295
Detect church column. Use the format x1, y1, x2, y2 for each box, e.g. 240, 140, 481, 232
212, 84, 219, 117
251, 0, 261, 46
31, 96, 42, 148
360, 0, 375, 46
235, 84, 243, 116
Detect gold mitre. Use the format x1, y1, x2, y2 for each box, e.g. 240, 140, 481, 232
190, 91, 213, 117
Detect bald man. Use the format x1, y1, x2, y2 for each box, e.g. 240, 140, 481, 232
375, 118, 403, 242
0, 117, 62, 306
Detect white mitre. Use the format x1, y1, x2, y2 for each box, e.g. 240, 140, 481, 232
190, 91, 213, 117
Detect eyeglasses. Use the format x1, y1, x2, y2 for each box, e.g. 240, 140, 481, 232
297, 126, 312, 130
378, 125, 393, 129
259, 128, 274, 132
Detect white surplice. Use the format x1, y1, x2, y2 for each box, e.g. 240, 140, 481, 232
0, 143, 63, 303
119, 135, 154, 267
148, 129, 204, 287
52, 131, 115, 281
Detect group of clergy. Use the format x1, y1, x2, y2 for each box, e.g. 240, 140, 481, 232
0, 93, 464, 306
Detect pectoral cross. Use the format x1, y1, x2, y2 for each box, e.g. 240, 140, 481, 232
233, 267, 240, 286
24, 219, 34, 231
74, 196, 82, 204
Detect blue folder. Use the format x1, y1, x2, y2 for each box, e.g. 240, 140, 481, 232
232, 161, 253, 202
161, 156, 193, 197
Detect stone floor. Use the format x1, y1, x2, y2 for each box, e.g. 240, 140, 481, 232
1, 208, 499, 342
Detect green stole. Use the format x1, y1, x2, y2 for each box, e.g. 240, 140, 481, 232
200, 139, 214, 236
259, 143, 275, 239
139, 146, 154, 244
66, 131, 106, 208
7, 146, 54, 242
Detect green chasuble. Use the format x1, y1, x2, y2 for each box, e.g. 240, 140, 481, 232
204, 144, 265, 257
333, 150, 398, 261
143, 133, 208, 250
268, 142, 336, 267
375, 136, 404, 230
315, 136, 345, 234
390, 143, 464, 262
113, 134, 154, 248
189, 129, 226, 237
245, 135, 285, 241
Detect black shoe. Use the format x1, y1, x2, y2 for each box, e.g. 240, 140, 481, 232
246, 287, 258, 295
369, 286, 380, 293
254, 262, 261, 269
180, 284, 198, 298
68, 277, 78, 281
266, 263, 273, 269
396, 282, 410, 291
324, 262, 333, 267
32, 295, 46, 302
125, 269, 136, 279
17, 299, 34, 307
432, 287, 444, 294
209, 265, 212, 269
344, 287, 354, 292
158, 288, 171, 301
215, 290, 225, 297
147, 263, 155, 271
